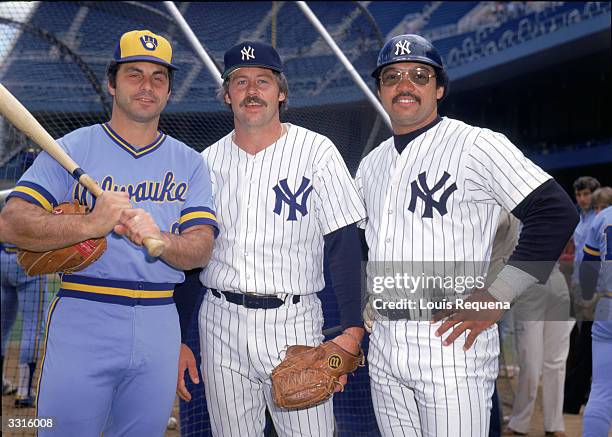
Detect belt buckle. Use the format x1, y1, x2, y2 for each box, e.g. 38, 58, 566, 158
243, 292, 263, 309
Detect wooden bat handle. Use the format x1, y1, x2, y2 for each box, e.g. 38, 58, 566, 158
142, 237, 166, 257
0, 83, 165, 257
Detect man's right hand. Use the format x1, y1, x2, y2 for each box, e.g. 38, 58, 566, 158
177, 343, 200, 402
88, 191, 132, 237
363, 298, 376, 333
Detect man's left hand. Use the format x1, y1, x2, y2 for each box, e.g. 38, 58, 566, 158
330, 327, 364, 392
114, 208, 162, 247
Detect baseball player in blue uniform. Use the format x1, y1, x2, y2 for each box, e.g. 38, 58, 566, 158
1, 30, 217, 436
176, 41, 366, 437
580, 187, 612, 437
356, 34, 578, 436
1, 240, 50, 408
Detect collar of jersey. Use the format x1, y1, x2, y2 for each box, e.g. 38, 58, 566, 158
101, 123, 166, 159
229, 123, 292, 159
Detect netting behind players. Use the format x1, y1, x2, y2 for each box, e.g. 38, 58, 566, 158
0, 2, 388, 436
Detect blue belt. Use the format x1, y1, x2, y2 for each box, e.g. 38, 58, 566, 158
58, 275, 175, 306
209, 288, 300, 309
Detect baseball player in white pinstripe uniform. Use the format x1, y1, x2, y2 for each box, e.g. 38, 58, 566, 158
177, 41, 366, 436
356, 34, 578, 437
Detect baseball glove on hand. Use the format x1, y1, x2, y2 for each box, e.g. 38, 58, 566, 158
271, 341, 364, 410
17, 201, 107, 275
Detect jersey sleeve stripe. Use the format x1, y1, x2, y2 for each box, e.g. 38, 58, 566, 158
179, 210, 217, 224
178, 207, 219, 235
179, 217, 219, 236
181, 206, 216, 216
584, 244, 601, 257
7, 182, 58, 211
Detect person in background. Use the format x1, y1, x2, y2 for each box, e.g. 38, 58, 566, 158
564, 176, 601, 414
580, 187, 612, 436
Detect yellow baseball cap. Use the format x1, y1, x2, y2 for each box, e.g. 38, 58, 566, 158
113, 30, 177, 70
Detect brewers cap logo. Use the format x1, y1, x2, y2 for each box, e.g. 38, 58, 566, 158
328, 354, 342, 369
114, 30, 177, 70
140, 35, 158, 51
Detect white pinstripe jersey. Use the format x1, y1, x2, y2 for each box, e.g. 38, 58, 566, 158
200, 123, 365, 295
355, 117, 551, 274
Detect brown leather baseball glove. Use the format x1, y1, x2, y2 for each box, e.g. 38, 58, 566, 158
17, 201, 107, 276
271, 340, 364, 410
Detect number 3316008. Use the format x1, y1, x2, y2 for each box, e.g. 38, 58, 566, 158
6, 417, 54, 429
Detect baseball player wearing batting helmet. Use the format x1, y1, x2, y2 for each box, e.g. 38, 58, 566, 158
355, 34, 578, 436
176, 41, 366, 436
1, 30, 217, 436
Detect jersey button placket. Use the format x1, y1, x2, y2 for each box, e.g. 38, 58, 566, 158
244, 156, 258, 289
379, 176, 397, 261
236, 158, 251, 289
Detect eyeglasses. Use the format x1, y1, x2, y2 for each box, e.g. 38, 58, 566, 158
379, 67, 436, 87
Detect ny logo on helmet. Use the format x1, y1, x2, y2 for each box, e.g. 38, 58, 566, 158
408, 172, 457, 218
241, 46, 255, 61
140, 35, 158, 51
272, 177, 313, 221
395, 40, 411, 56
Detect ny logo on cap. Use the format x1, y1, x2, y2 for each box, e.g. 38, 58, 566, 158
241, 45, 255, 61
395, 40, 411, 56
408, 171, 457, 218
140, 35, 158, 51
272, 177, 313, 221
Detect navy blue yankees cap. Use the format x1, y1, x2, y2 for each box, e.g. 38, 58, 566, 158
222, 41, 283, 79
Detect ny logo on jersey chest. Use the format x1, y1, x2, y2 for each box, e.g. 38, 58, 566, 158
272, 177, 314, 221
408, 171, 457, 218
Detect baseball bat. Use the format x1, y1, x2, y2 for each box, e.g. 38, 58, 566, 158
0, 83, 165, 257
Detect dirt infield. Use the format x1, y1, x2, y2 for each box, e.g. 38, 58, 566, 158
497, 368, 585, 437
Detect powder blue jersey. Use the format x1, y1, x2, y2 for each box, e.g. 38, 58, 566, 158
8, 123, 217, 285
584, 206, 612, 293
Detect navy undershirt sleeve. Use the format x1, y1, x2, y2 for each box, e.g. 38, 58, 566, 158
174, 268, 203, 343
358, 228, 368, 262
509, 179, 579, 283
324, 224, 363, 330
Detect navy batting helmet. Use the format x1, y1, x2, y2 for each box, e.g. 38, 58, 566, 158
372, 34, 449, 100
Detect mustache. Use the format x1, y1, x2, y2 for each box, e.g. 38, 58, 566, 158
133, 92, 158, 102
240, 96, 267, 107
392, 93, 420, 104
